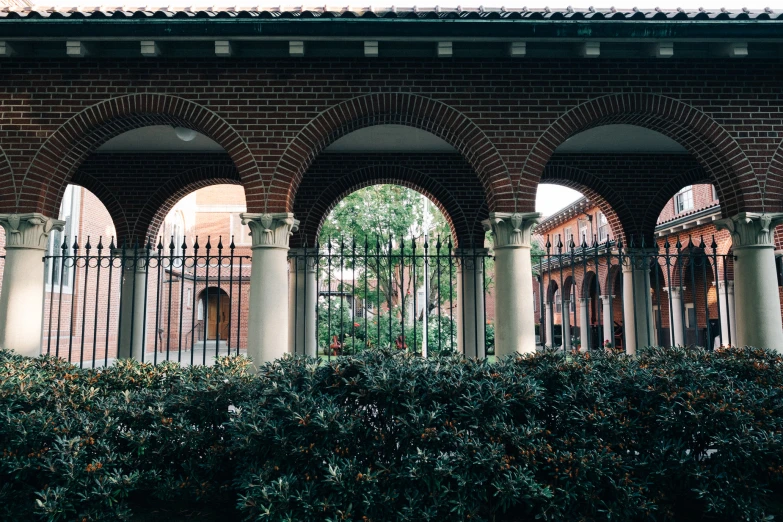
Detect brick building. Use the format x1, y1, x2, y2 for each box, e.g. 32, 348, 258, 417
532, 181, 739, 350
1, 8, 783, 363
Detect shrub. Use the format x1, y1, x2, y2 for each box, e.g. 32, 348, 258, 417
1, 347, 782, 521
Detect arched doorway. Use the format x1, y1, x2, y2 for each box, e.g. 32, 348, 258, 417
201, 288, 230, 342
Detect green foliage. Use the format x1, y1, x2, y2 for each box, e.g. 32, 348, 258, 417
2, 347, 783, 521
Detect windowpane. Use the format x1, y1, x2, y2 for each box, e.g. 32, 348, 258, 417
675, 186, 694, 213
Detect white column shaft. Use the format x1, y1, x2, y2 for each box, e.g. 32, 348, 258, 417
622, 256, 654, 356
242, 213, 299, 366
716, 213, 783, 350
289, 249, 318, 357
600, 295, 613, 344
118, 259, 148, 360
579, 298, 589, 351
562, 299, 571, 350
545, 302, 555, 348
456, 249, 486, 358
483, 212, 540, 355
716, 282, 734, 347
668, 288, 685, 347
0, 214, 64, 357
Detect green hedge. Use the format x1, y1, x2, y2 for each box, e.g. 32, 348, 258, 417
1, 347, 782, 521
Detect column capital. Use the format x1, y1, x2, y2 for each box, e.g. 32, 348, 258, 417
663, 286, 685, 297
578, 297, 590, 304
599, 294, 615, 302
0, 213, 64, 250
715, 212, 783, 249
715, 280, 735, 293
240, 213, 299, 249
289, 247, 317, 273
482, 212, 541, 249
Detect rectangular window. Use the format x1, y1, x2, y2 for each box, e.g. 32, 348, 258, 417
186, 288, 193, 309
231, 213, 252, 246
578, 220, 589, 246
555, 290, 561, 313
597, 212, 609, 243
675, 186, 694, 214
712, 185, 718, 201
563, 227, 574, 249
45, 186, 80, 293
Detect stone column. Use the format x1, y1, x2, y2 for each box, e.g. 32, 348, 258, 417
118, 249, 150, 360
0, 214, 64, 357
727, 282, 737, 347
455, 248, 487, 358
715, 281, 735, 347
621, 251, 655, 356
562, 299, 572, 350
599, 295, 613, 345
288, 248, 317, 357
578, 297, 590, 351
545, 301, 555, 349
665, 287, 685, 347
716, 213, 783, 350
483, 212, 540, 355
241, 213, 299, 366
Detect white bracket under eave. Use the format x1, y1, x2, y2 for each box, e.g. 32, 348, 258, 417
437, 41, 453, 58
215, 40, 232, 57
0, 42, 16, 57
649, 42, 674, 58
289, 41, 305, 57
508, 41, 526, 57
66, 41, 88, 57
579, 41, 600, 58
140, 41, 160, 57
364, 41, 379, 57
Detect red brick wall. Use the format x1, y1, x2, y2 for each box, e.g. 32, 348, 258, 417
0, 58, 781, 224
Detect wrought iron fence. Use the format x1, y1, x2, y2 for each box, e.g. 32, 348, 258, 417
533, 234, 734, 351
289, 237, 494, 359
42, 236, 251, 368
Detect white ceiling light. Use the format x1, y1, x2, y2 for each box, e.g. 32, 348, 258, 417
174, 126, 197, 142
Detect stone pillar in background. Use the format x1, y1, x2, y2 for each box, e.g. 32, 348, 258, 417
562, 299, 572, 350
545, 301, 555, 349
242, 213, 299, 366
455, 248, 487, 359
483, 212, 541, 355
715, 281, 735, 347
578, 297, 590, 351
666, 287, 685, 347
622, 250, 655, 356
716, 213, 783, 350
288, 247, 318, 357
600, 295, 613, 346
118, 248, 150, 360
0, 214, 64, 357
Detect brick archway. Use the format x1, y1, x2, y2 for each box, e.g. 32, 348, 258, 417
67, 174, 128, 245
521, 94, 754, 217
292, 164, 487, 248
20, 94, 258, 219
272, 93, 512, 215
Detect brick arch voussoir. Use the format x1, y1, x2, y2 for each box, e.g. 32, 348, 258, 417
292, 164, 473, 249
137, 165, 242, 244
521, 94, 754, 217
0, 147, 15, 212
581, 270, 600, 299
546, 279, 560, 302
274, 93, 511, 214
762, 139, 783, 213
605, 264, 623, 296
69, 172, 128, 243
21, 94, 258, 218
642, 166, 716, 241
540, 165, 632, 243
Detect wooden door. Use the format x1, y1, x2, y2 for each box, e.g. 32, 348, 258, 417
206, 293, 230, 340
